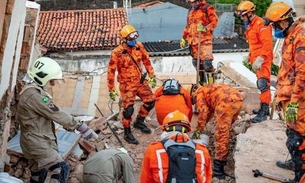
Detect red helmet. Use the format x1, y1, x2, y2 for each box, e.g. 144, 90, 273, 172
162, 110, 191, 133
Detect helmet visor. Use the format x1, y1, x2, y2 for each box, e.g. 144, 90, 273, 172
126, 31, 139, 41
235, 10, 247, 17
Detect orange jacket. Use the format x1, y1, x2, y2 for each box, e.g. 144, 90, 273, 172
276, 20, 305, 104
182, 3, 218, 45
107, 42, 155, 91
195, 84, 243, 130
245, 16, 273, 64
155, 86, 193, 125
140, 133, 212, 183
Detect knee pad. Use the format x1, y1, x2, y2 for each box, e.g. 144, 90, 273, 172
286, 129, 303, 153
123, 105, 134, 119
30, 168, 48, 183
143, 101, 155, 112
49, 161, 70, 183
203, 60, 214, 72
256, 78, 269, 93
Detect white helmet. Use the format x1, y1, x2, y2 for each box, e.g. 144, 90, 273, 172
27, 57, 63, 86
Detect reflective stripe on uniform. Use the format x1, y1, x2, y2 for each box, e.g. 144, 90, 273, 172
156, 149, 166, 183
196, 149, 206, 183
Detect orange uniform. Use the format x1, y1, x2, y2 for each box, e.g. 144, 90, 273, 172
140, 133, 212, 183
154, 86, 193, 125
107, 42, 155, 127
245, 16, 273, 104
195, 84, 243, 160
182, 2, 218, 61
276, 20, 305, 135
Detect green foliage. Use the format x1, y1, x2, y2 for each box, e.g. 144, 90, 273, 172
214, 0, 272, 17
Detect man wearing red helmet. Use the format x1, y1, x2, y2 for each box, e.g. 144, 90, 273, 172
236, 1, 273, 123
264, 2, 305, 182
140, 110, 212, 183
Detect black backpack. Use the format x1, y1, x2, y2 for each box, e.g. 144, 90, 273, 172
162, 79, 181, 95
162, 138, 198, 183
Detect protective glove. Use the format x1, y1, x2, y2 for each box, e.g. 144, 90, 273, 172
77, 121, 98, 140
243, 55, 250, 63
180, 38, 186, 49
197, 24, 207, 32
285, 103, 299, 123
191, 130, 201, 139
252, 56, 264, 71
109, 90, 119, 101
148, 77, 157, 88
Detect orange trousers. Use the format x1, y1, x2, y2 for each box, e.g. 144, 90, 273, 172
119, 81, 155, 127
189, 39, 214, 61
214, 101, 243, 160
254, 58, 272, 104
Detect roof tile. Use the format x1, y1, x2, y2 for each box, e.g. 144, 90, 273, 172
37, 8, 127, 52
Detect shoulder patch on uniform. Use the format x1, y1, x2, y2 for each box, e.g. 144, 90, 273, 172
42, 96, 50, 103
48, 102, 59, 111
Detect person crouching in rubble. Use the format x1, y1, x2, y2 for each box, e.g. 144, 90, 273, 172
140, 110, 212, 183
16, 57, 98, 183
81, 148, 136, 183
154, 78, 193, 125
189, 83, 243, 179
107, 24, 156, 145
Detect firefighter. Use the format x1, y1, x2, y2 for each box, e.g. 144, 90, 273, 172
264, 2, 305, 182
82, 148, 135, 183
16, 57, 97, 183
190, 83, 243, 179
180, 0, 218, 85
154, 78, 193, 125
140, 110, 212, 183
236, 1, 273, 123
107, 24, 156, 145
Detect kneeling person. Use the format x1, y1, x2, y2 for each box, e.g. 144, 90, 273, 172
155, 78, 193, 125
83, 148, 136, 183
141, 110, 212, 183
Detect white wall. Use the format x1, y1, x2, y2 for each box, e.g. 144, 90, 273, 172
0, 0, 26, 99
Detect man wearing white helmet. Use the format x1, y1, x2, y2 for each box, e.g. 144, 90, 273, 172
17, 57, 98, 183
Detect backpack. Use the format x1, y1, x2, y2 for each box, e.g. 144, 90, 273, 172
162, 79, 181, 95
162, 138, 198, 183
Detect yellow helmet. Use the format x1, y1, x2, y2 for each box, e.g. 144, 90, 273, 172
120, 24, 138, 39
265, 2, 293, 22
162, 110, 191, 133
236, 1, 255, 16
27, 57, 63, 86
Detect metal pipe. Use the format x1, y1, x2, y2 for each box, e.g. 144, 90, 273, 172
94, 103, 125, 148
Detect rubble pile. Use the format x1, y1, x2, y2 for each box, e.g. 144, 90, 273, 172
5, 70, 253, 183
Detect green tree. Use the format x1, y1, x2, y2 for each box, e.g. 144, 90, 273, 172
214, 0, 272, 17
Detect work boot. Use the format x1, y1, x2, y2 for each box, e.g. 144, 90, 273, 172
276, 159, 294, 171
124, 127, 139, 144
199, 70, 206, 86
252, 108, 270, 115
133, 116, 151, 134
212, 160, 226, 179
251, 103, 269, 123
